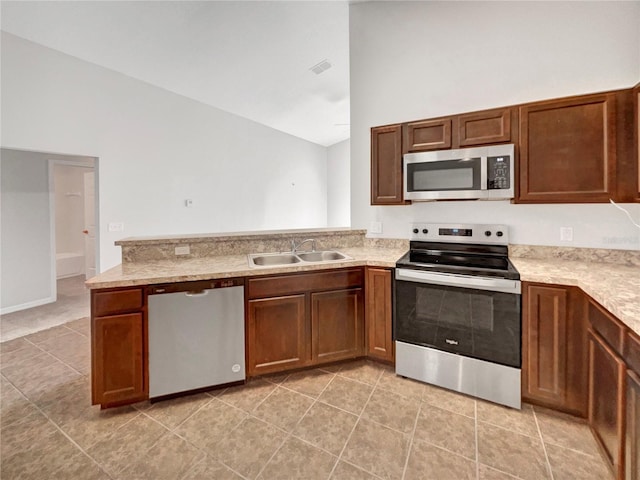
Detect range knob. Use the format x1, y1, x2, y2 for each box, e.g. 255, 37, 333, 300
413, 228, 419, 234
422, 229, 428, 234
496, 231, 504, 237
485, 231, 492, 237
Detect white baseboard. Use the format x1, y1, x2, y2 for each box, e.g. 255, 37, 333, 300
0, 296, 56, 316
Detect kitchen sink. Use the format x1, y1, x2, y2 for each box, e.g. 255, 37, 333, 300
248, 250, 351, 268
297, 251, 348, 262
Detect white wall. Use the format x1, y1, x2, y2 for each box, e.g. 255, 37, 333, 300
54, 164, 90, 255
327, 138, 351, 227
1, 32, 329, 271
1, 149, 54, 312
350, 1, 640, 249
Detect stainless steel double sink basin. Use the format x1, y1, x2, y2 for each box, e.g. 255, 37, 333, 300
248, 250, 351, 268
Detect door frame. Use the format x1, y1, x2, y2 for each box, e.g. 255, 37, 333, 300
48, 159, 100, 286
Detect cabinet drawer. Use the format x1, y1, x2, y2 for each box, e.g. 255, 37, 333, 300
626, 331, 640, 376
588, 298, 625, 356
248, 269, 363, 299
93, 288, 144, 316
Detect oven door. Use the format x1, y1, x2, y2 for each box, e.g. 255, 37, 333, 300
395, 268, 521, 368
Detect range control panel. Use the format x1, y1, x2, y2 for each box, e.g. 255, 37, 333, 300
410, 223, 509, 245
487, 156, 511, 190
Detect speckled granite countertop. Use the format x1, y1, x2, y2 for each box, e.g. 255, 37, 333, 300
512, 258, 640, 335
86, 241, 639, 336
85, 246, 408, 289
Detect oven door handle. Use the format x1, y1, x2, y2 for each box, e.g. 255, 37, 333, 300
395, 268, 521, 294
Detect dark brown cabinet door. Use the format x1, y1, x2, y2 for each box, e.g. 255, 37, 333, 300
371, 124, 405, 205
522, 283, 588, 416
627, 369, 640, 480
589, 329, 626, 479
311, 288, 364, 364
247, 295, 307, 376
457, 108, 513, 147
518, 92, 617, 203
92, 312, 146, 406
403, 118, 452, 153
365, 268, 394, 362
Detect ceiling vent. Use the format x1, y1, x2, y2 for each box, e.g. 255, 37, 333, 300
310, 59, 332, 75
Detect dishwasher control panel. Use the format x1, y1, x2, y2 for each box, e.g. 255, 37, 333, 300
148, 277, 244, 295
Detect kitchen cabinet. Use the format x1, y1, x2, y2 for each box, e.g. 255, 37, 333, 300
457, 107, 514, 147
371, 124, 406, 205
246, 268, 364, 376
589, 329, 626, 479
402, 118, 452, 153
521, 283, 588, 416
247, 295, 307, 376
518, 90, 635, 203
91, 287, 147, 407
365, 267, 394, 362
634, 83, 640, 201
627, 369, 640, 480
312, 288, 364, 363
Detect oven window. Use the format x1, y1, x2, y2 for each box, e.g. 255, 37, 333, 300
407, 158, 481, 192
395, 280, 521, 368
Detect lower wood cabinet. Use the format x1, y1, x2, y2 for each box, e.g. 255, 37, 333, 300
246, 269, 365, 376
365, 267, 394, 362
91, 287, 147, 407
627, 369, 640, 480
589, 329, 627, 479
247, 295, 307, 376
521, 283, 588, 416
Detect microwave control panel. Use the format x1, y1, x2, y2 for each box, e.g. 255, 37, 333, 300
487, 156, 511, 190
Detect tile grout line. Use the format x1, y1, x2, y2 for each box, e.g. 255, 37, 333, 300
253, 370, 340, 479
326, 363, 385, 479
474, 400, 479, 480
532, 405, 555, 480
400, 394, 422, 480
0, 373, 117, 480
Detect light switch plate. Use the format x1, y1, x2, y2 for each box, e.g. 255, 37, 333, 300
108, 222, 124, 232
369, 221, 383, 234
560, 227, 573, 242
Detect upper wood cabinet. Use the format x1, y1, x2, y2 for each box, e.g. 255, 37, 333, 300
518, 90, 635, 203
403, 118, 452, 153
634, 83, 640, 201
457, 107, 514, 147
522, 283, 588, 416
371, 124, 406, 205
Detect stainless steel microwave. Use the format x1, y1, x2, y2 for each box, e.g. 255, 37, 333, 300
403, 144, 514, 201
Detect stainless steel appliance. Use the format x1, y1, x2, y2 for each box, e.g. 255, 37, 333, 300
404, 144, 514, 201
147, 278, 245, 399
394, 223, 522, 408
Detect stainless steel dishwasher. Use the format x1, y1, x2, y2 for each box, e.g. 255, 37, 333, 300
147, 278, 245, 399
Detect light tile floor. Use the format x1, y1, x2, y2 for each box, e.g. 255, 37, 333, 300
1, 321, 611, 480
0, 275, 90, 342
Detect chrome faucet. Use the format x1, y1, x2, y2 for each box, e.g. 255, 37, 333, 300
290, 238, 317, 253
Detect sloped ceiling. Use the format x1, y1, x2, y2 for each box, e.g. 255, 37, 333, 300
1, 1, 350, 147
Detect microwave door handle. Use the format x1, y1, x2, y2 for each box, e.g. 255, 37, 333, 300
480, 157, 488, 190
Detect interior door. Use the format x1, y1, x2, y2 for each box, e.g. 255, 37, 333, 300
83, 171, 96, 279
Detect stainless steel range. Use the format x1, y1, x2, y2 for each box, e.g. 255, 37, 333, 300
394, 223, 522, 409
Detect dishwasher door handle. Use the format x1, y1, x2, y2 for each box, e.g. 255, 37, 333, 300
185, 290, 209, 298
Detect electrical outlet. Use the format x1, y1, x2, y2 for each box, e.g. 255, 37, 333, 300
369, 221, 383, 234
108, 222, 124, 232
560, 227, 573, 242
175, 245, 190, 256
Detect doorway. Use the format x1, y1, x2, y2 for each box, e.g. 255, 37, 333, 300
0, 148, 99, 342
